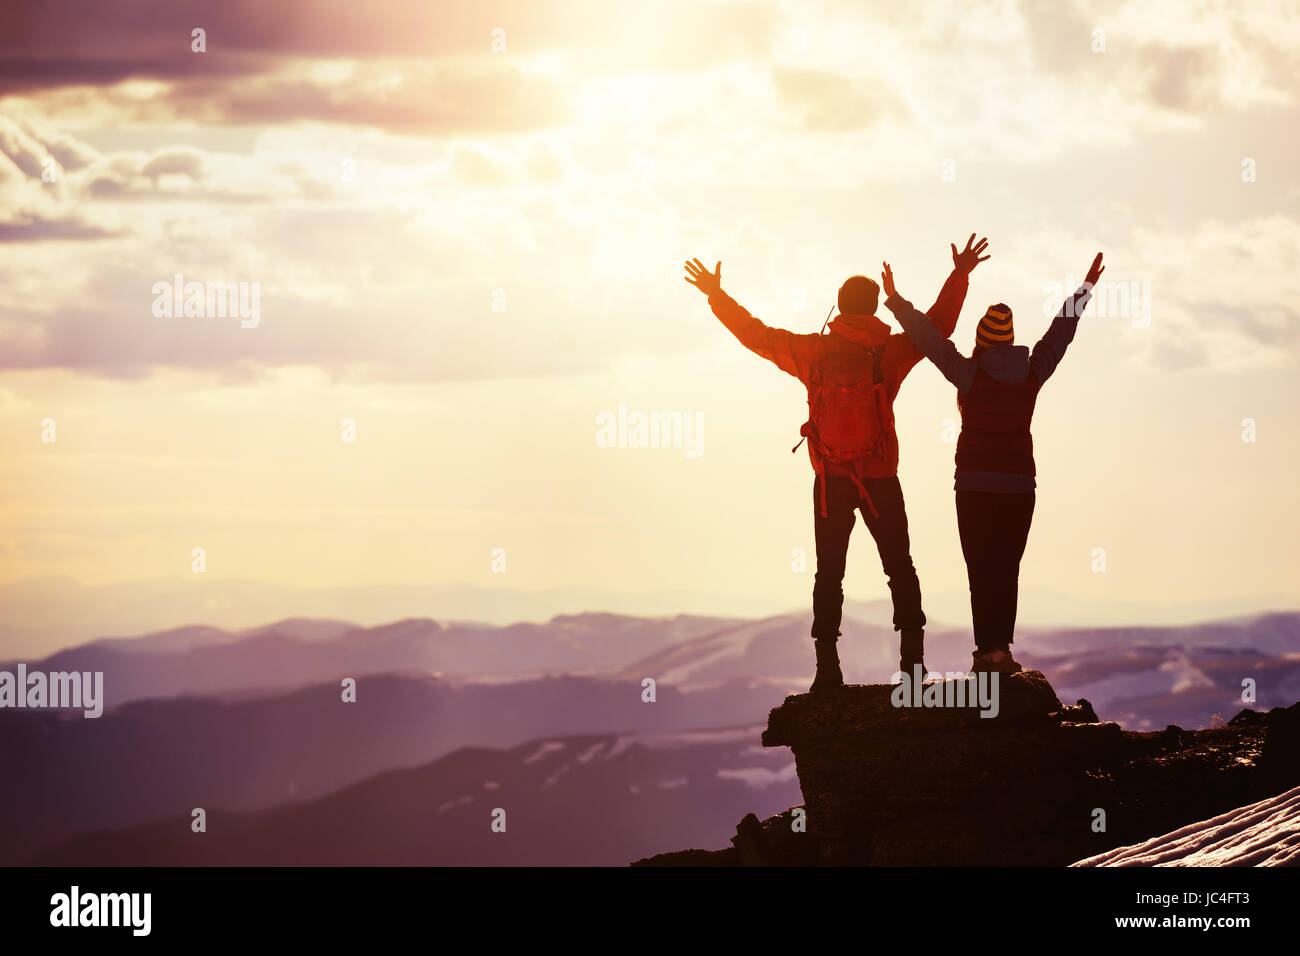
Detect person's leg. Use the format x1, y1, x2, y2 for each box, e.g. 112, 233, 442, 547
1001, 491, 1036, 646
812, 475, 857, 640
956, 490, 999, 652
811, 475, 857, 691
959, 490, 1035, 663
979, 497, 1019, 650
978, 491, 1036, 648
858, 476, 926, 671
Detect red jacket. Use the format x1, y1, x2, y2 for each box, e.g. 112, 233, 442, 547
708, 269, 969, 479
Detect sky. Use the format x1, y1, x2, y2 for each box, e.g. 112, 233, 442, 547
1, 0, 1298, 655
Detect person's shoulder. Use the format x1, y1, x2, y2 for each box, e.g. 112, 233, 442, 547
884, 328, 919, 352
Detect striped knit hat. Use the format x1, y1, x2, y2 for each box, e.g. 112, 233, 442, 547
976, 303, 1014, 349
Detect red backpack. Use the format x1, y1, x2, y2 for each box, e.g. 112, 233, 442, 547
793, 346, 892, 517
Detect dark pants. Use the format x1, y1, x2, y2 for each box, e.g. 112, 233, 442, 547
955, 490, 1035, 651
812, 474, 925, 641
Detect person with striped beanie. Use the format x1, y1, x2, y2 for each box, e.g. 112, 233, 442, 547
976, 303, 1015, 349
880, 252, 1105, 674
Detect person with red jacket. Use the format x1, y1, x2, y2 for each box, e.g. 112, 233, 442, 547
683, 236, 989, 692
880, 252, 1104, 673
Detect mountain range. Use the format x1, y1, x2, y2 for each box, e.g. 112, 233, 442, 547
4, 605, 1297, 865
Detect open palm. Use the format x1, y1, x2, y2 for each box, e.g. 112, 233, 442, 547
684, 258, 722, 297
1084, 252, 1105, 288
951, 234, 991, 274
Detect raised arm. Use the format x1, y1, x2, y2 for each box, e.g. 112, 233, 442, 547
881, 261, 978, 392
1030, 252, 1104, 385
882, 235, 989, 390
684, 257, 819, 381
929, 235, 989, 337
887, 235, 988, 381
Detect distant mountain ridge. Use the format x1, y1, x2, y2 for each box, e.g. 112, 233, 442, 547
5, 607, 1298, 867
0, 669, 794, 865
610, 610, 1300, 730
0, 612, 742, 709
29, 724, 800, 866
4, 608, 1296, 728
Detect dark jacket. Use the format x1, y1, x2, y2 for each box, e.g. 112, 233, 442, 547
884, 285, 1093, 492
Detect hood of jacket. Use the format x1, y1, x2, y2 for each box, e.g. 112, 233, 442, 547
827, 312, 892, 348
977, 344, 1031, 383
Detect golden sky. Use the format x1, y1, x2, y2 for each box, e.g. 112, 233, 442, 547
1, 0, 1298, 653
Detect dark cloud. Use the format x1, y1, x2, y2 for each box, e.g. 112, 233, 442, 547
0, 0, 774, 88
0, 55, 256, 94
86, 175, 131, 199
7, 58, 570, 137
0, 0, 779, 135
0, 2, 470, 93
141, 147, 207, 179
207, 66, 569, 135
0, 219, 118, 242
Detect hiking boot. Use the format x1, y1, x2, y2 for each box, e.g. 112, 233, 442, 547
810, 637, 843, 694
969, 647, 1023, 674
899, 629, 927, 681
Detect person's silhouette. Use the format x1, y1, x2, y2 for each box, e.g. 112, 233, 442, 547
685, 237, 990, 691
880, 252, 1105, 672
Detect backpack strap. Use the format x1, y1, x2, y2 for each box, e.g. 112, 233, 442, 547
799, 346, 886, 519
792, 360, 826, 455
866, 344, 885, 386
814, 468, 880, 519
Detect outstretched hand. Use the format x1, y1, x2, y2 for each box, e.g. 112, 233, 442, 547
684, 258, 723, 297
880, 261, 896, 298
951, 234, 991, 274
1083, 252, 1105, 289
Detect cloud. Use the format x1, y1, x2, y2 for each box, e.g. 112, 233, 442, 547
1133, 215, 1300, 372
1002, 214, 1300, 373
0, 150, 708, 380
0, 220, 116, 243
770, 67, 900, 131
0, 116, 57, 179
13, 115, 99, 171
1, 1, 1298, 382
6, 0, 1293, 155
1, 0, 777, 75
141, 147, 207, 180
0, 0, 773, 136
8, 60, 572, 137
1020, 0, 1299, 112
0, 116, 116, 242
